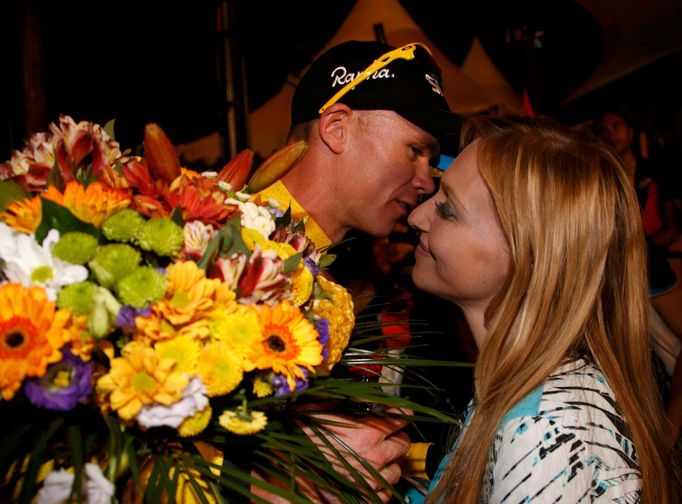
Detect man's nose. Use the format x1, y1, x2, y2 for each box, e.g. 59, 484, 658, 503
412, 164, 435, 195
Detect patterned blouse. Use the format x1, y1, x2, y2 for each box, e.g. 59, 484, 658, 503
425, 360, 642, 503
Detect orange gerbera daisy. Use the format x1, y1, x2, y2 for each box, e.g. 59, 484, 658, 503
44, 180, 130, 227
248, 301, 322, 391
135, 261, 239, 343
0, 195, 42, 233
0, 284, 71, 400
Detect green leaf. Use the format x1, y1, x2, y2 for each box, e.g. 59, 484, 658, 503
170, 206, 184, 227
47, 156, 65, 191
318, 253, 336, 269
68, 425, 85, 502
104, 118, 116, 140
35, 197, 100, 243
18, 418, 63, 504
123, 435, 141, 484
0, 180, 29, 212
282, 252, 301, 275
274, 205, 292, 228
223, 214, 250, 256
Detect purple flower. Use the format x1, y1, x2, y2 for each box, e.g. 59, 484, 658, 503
316, 318, 330, 363
115, 305, 151, 332
271, 369, 310, 397
304, 257, 320, 277
24, 350, 92, 411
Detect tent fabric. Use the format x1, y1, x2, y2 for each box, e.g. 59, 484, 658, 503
566, 0, 682, 102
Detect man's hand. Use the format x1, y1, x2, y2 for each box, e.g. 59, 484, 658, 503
302, 408, 412, 503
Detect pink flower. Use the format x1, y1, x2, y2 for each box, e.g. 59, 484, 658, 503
213, 253, 247, 290
182, 221, 217, 261
236, 246, 290, 305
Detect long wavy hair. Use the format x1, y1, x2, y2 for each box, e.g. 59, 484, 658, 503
426, 116, 679, 503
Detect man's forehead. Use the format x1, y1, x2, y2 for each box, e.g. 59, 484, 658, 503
601, 114, 627, 127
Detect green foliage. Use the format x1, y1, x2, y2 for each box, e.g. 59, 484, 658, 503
0, 180, 29, 212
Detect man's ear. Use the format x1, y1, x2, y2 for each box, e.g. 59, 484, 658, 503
317, 103, 352, 154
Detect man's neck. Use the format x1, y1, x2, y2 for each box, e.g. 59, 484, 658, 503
281, 166, 348, 243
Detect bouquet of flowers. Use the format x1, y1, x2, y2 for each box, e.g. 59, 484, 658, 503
0, 115, 453, 503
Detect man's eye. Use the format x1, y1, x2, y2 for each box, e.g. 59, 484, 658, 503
435, 201, 457, 219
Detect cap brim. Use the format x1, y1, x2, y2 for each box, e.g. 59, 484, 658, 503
394, 105, 462, 142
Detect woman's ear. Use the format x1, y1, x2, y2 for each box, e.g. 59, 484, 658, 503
317, 103, 352, 154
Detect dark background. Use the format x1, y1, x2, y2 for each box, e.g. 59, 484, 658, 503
2, 0, 682, 165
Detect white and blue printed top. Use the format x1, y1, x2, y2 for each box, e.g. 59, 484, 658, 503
411, 360, 642, 503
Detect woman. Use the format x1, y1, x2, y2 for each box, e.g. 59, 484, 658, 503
408, 116, 679, 503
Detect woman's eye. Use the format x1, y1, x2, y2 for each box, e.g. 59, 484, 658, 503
435, 200, 457, 219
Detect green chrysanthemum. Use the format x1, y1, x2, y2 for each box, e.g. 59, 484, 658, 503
116, 266, 168, 308
57, 281, 98, 314
135, 218, 184, 257
88, 244, 142, 288
52, 232, 99, 265
101, 209, 145, 242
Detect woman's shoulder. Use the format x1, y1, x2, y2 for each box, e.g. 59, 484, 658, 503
486, 360, 641, 502
499, 359, 621, 430
496, 358, 638, 469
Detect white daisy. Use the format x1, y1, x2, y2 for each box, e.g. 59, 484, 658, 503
0, 228, 88, 300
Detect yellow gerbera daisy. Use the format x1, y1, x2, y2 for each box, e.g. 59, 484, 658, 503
313, 276, 355, 371
97, 341, 188, 420
154, 335, 200, 374
44, 181, 130, 227
248, 301, 322, 391
0, 284, 70, 400
218, 409, 267, 435
197, 341, 243, 397
0, 195, 41, 233
136, 261, 239, 343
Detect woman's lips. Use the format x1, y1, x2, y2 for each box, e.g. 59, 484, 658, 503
415, 241, 431, 257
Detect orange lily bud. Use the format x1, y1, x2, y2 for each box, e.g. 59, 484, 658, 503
216, 148, 254, 190
245, 140, 308, 193
143, 123, 182, 183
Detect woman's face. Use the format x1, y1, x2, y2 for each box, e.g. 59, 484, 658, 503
408, 141, 510, 312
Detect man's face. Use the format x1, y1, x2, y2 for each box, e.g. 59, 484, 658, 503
599, 113, 633, 156
337, 110, 437, 238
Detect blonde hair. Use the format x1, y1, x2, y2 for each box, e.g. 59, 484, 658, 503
427, 116, 679, 503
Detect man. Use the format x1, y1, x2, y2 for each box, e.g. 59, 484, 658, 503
253, 40, 462, 502
258, 40, 460, 249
